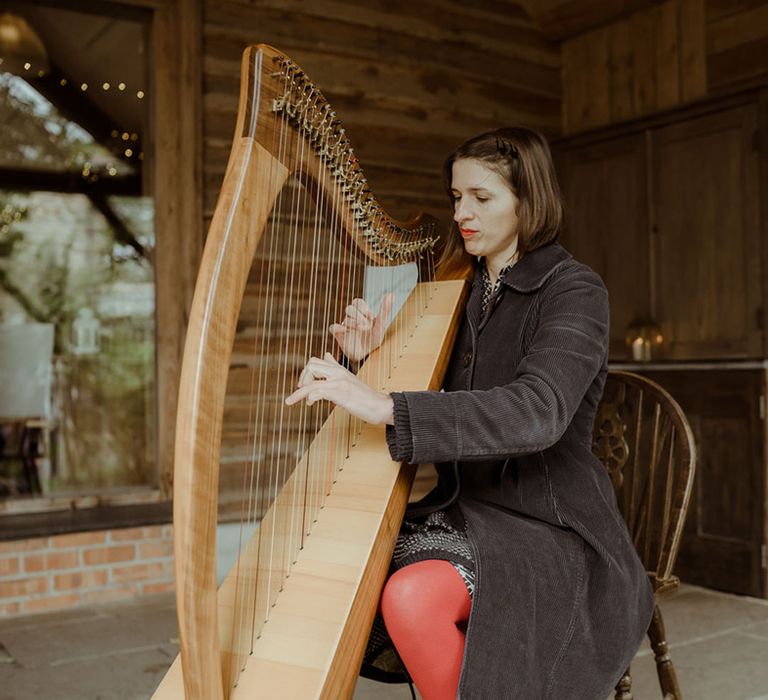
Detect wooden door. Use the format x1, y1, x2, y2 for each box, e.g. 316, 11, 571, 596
644, 369, 766, 598
652, 104, 762, 359
558, 134, 651, 359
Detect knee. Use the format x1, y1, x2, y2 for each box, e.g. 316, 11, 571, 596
381, 560, 469, 626
381, 564, 428, 615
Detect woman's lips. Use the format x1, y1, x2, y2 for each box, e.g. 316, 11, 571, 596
460, 228, 478, 239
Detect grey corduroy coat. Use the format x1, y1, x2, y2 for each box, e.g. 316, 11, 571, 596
386, 241, 654, 699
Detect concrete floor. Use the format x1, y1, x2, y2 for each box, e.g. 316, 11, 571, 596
1, 583, 767, 699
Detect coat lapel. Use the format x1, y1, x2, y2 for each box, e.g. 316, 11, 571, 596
499, 241, 572, 293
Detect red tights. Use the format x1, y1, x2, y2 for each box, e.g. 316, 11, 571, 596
380, 560, 472, 700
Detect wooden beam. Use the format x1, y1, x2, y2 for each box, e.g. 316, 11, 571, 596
153, 0, 203, 499
0, 168, 140, 195
521, 0, 667, 41
88, 191, 147, 258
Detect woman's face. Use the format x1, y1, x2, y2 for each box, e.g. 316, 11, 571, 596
451, 158, 519, 269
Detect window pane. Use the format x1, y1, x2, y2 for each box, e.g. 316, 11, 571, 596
0, 4, 154, 501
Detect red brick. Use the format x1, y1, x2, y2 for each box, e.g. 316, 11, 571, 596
111, 525, 165, 542
54, 569, 108, 591
46, 551, 79, 570
81, 586, 136, 605
83, 545, 135, 566
25, 551, 79, 573
23, 554, 45, 573
0, 538, 48, 554
139, 542, 173, 559
142, 581, 175, 596
0, 601, 21, 616
52, 531, 106, 548
0, 556, 19, 577
0, 577, 48, 598
111, 561, 170, 583
23, 594, 80, 614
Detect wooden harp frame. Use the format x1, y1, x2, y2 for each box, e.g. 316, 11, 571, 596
153, 44, 468, 700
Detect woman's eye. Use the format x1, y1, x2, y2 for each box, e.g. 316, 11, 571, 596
476, 196, 488, 203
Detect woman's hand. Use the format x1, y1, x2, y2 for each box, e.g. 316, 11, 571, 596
329, 293, 395, 362
285, 352, 394, 425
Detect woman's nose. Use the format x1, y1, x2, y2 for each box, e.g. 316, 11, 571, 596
453, 201, 473, 223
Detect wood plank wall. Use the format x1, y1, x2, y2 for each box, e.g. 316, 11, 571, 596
202, 0, 560, 226
200, 0, 560, 516
707, 0, 768, 92
561, 0, 768, 133
561, 0, 706, 132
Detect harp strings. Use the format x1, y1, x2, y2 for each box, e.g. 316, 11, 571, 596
223, 59, 438, 691
228, 58, 287, 686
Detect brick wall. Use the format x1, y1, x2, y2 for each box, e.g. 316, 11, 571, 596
0, 525, 174, 617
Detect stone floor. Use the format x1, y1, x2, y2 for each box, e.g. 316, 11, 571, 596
1, 583, 767, 699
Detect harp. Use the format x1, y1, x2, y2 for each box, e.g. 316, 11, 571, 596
153, 44, 468, 700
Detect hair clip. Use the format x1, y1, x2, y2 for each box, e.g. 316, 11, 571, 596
495, 136, 518, 157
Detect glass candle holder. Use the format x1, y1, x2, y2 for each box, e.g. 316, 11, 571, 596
625, 319, 663, 362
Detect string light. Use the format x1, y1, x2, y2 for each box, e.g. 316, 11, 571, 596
6, 60, 145, 106
5, 63, 147, 170
0, 203, 28, 236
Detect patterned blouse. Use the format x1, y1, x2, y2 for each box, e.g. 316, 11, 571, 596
480, 259, 514, 315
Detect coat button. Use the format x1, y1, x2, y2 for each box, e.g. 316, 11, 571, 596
463, 351, 473, 367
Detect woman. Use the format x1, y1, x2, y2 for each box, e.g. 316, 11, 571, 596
286, 127, 654, 699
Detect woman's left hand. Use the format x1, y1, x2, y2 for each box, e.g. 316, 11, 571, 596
285, 352, 394, 425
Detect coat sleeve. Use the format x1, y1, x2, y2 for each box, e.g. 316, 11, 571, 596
385, 265, 609, 465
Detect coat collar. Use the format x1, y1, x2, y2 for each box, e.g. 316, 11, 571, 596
488, 241, 572, 293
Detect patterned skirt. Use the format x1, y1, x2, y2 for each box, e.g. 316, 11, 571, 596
361, 508, 476, 681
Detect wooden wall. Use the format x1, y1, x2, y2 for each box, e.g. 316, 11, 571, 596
201, 0, 560, 228
708, 0, 768, 92
561, 0, 768, 133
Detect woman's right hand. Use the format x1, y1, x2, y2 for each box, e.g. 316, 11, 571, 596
329, 293, 395, 362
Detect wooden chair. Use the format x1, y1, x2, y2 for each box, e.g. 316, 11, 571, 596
592, 370, 697, 700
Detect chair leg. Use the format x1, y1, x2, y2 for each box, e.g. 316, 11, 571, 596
648, 603, 682, 699
614, 668, 633, 700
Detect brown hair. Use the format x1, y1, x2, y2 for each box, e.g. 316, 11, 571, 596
439, 127, 564, 276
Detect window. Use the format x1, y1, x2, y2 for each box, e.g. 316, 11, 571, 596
0, 2, 156, 506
